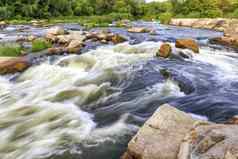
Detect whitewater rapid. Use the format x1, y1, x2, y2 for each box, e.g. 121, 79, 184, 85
0, 42, 187, 159
1, 19, 238, 159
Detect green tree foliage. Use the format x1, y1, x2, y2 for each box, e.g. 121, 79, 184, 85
0, 0, 238, 22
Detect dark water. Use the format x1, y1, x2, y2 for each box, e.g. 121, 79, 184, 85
1, 22, 238, 159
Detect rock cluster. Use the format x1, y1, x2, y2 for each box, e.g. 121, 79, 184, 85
45, 26, 127, 54
157, 39, 199, 58
170, 18, 238, 49
122, 104, 238, 159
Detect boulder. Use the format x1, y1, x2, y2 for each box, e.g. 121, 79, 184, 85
66, 40, 83, 53
85, 31, 126, 44
178, 124, 238, 159
210, 36, 238, 49
111, 34, 127, 44
47, 47, 65, 55
123, 104, 238, 159
46, 26, 65, 36
225, 116, 238, 125
57, 31, 86, 44
0, 21, 7, 29
122, 104, 196, 159
176, 39, 199, 53
45, 33, 58, 42
157, 43, 172, 58
128, 27, 150, 33
0, 57, 30, 75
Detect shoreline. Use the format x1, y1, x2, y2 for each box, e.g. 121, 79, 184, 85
170, 18, 238, 49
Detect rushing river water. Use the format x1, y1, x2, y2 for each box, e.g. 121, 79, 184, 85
1, 22, 238, 159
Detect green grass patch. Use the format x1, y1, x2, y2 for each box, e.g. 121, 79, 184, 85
0, 43, 23, 57
31, 38, 52, 52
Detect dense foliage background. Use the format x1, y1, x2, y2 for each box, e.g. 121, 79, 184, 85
0, 0, 238, 22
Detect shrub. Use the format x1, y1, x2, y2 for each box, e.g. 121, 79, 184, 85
31, 38, 52, 52
201, 9, 223, 18
0, 43, 23, 57
186, 11, 201, 18
159, 12, 173, 24
231, 8, 238, 18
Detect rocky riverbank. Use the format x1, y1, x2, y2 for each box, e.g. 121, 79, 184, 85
122, 104, 238, 159
170, 18, 238, 49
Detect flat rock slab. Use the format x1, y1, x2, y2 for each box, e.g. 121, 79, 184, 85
122, 104, 196, 159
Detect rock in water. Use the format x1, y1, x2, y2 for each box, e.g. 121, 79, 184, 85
157, 43, 172, 58
111, 34, 127, 44
122, 104, 196, 159
122, 104, 238, 159
210, 36, 238, 49
0, 57, 30, 74
47, 26, 65, 36
128, 27, 150, 33
175, 39, 199, 53
0, 21, 7, 29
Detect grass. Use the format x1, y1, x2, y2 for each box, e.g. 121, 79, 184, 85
31, 39, 52, 52
0, 43, 23, 57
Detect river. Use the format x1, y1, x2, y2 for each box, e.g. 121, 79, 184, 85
0, 22, 237, 159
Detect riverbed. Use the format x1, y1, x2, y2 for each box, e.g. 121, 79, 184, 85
1, 22, 237, 159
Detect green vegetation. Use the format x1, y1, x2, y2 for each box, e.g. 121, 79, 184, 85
1, 0, 238, 25
31, 39, 52, 52
0, 43, 23, 57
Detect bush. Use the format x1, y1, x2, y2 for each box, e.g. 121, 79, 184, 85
186, 11, 201, 18
201, 9, 223, 18
0, 7, 13, 19
0, 43, 23, 57
231, 8, 238, 18
31, 39, 52, 52
159, 12, 173, 24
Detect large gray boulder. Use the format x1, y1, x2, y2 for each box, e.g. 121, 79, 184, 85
122, 104, 196, 159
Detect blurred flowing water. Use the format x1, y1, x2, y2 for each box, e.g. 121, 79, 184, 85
1, 22, 238, 159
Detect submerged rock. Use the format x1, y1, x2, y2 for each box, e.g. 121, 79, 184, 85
157, 43, 172, 58
122, 104, 238, 159
176, 39, 199, 53
0, 57, 30, 74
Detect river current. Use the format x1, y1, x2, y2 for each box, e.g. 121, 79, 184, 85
0, 22, 237, 159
